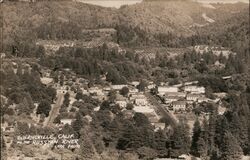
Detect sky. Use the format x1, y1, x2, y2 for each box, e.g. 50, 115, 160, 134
79, 0, 249, 8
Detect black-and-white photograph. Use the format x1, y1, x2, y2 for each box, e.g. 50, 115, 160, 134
0, 0, 249, 159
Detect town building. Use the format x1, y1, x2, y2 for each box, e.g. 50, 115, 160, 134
88, 87, 103, 96
165, 96, 179, 104
132, 94, 148, 106
172, 101, 187, 111
116, 96, 127, 108
197, 97, 209, 103
184, 86, 205, 94
186, 94, 201, 101
133, 106, 154, 114
152, 123, 165, 131
60, 118, 74, 125
129, 88, 139, 96
131, 81, 140, 87
165, 92, 186, 98
184, 81, 198, 86
158, 86, 179, 96
111, 84, 128, 90
148, 83, 156, 90
40, 77, 53, 85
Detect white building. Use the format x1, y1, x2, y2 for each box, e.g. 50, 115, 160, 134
148, 84, 156, 90
158, 86, 179, 96
60, 119, 74, 125
133, 106, 154, 113
165, 92, 186, 98
88, 87, 103, 96
116, 96, 127, 108
135, 98, 148, 106
152, 123, 165, 132
186, 94, 201, 101
131, 81, 140, 87
129, 88, 139, 95
165, 96, 179, 104
172, 101, 186, 111
197, 97, 209, 103
116, 100, 127, 108
184, 86, 205, 94
134, 96, 148, 106
111, 84, 128, 90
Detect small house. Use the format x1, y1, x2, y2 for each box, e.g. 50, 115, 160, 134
116, 96, 127, 108
165, 96, 179, 104
133, 106, 154, 114
129, 88, 139, 96
131, 81, 140, 87
197, 97, 209, 103
134, 95, 148, 106
60, 119, 74, 125
184, 86, 205, 94
152, 123, 166, 131
186, 94, 201, 101
172, 101, 186, 111
158, 86, 179, 96
111, 84, 128, 90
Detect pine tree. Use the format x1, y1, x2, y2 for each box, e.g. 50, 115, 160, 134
170, 121, 191, 157
208, 113, 217, 155
191, 118, 201, 156
197, 137, 207, 158
220, 132, 243, 160
215, 115, 229, 150
229, 112, 249, 153
79, 128, 99, 160
154, 130, 168, 157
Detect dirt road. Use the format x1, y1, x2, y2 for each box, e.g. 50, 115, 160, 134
145, 92, 178, 126
44, 92, 64, 127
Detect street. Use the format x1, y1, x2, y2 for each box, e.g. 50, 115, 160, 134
44, 92, 64, 127
145, 92, 178, 126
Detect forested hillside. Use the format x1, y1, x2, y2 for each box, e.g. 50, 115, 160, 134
2, 0, 249, 49
1, 1, 250, 160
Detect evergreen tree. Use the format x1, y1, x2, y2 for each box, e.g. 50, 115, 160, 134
79, 128, 99, 160
197, 137, 207, 158
72, 113, 86, 136
191, 118, 201, 156
154, 130, 168, 157
120, 87, 129, 97
220, 132, 243, 160
36, 100, 51, 117
208, 113, 217, 155
75, 92, 83, 101
137, 80, 147, 92
215, 115, 229, 150
170, 121, 191, 157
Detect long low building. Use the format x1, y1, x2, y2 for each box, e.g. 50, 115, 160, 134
133, 106, 154, 113
158, 86, 179, 95
184, 86, 205, 94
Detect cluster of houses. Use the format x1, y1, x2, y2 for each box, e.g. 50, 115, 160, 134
48, 72, 164, 131
35, 40, 75, 55
157, 84, 209, 112
193, 45, 236, 58
40, 67, 227, 132
36, 28, 126, 55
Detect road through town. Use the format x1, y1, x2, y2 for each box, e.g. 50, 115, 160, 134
145, 92, 178, 126
44, 92, 64, 127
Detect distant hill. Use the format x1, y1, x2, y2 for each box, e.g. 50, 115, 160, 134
2, 0, 249, 48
